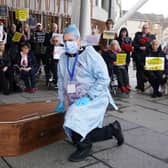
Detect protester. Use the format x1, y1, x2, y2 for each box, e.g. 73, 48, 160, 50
103, 40, 130, 93
6, 24, 17, 49
46, 35, 64, 86
117, 27, 133, 71
144, 40, 167, 98
15, 42, 37, 93
132, 23, 155, 92
44, 23, 59, 85
55, 24, 124, 162
31, 23, 46, 79
0, 40, 12, 95
99, 19, 116, 53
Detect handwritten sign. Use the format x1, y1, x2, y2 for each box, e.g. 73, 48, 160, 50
16, 8, 29, 21
145, 57, 165, 71
12, 32, 22, 42
103, 31, 115, 40
53, 46, 65, 60
116, 53, 127, 66
86, 35, 100, 46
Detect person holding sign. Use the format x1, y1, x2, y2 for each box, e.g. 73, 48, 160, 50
144, 40, 167, 98
117, 27, 133, 71
46, 35, 64, 87
55, 24, 124, 162
132, 23, 156, 92
99, 19, 117, 53
103, 40, 130, 93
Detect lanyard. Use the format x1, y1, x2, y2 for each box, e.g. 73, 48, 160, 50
67, 54, 79, 81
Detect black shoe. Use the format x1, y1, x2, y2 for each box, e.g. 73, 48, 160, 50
69, 142, 92, 162
156, 91, 162, 97
151, 93, 157, 98
111, 121, 124, 146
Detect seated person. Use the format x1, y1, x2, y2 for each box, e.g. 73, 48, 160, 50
0, 40, 12, 95
15, 42, 37, 93
103, 40, 130, 93
144, 40, 167, 98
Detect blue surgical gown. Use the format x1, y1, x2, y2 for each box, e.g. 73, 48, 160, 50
57, 46, 118, 141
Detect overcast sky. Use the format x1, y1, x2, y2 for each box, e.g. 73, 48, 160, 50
122, 0, 168, 17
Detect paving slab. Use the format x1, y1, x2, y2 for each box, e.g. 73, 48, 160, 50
5, 141, 96, 168
0, 158, 8, 168
111, 105, 168, 133
83, 162, 109, 168
104, 115, 141, 131
93, 145, 168, 168
125, 127, 168, 161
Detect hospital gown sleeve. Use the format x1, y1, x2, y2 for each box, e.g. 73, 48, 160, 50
57, 57, 65, 102
86, 47, 110, 99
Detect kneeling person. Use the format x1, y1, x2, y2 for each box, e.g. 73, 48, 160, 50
55, 24, 124, 162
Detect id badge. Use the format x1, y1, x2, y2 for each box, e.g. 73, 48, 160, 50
67, 83, 76, 93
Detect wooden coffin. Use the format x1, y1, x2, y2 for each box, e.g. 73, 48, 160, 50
0, 101, 65, 156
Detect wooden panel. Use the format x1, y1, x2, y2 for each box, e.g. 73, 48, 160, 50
0, 101, 66, 156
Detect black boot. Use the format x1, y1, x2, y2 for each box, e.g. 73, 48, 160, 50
69, 141, 92, 162
110, 120, 124, 146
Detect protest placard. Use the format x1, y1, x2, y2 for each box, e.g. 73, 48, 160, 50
12, 32, 22, 42
103, 31, 115, 40
116, 53, 127, 66
53, 46, 65, 60
16, 8, 29, 21
145, 57, 165, 70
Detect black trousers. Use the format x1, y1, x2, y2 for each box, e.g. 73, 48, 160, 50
135, 61, 144, 91
145, 70, 163, 93
72, 125, 113, 145
115, 68, 129, 87
0, 69, 12, 94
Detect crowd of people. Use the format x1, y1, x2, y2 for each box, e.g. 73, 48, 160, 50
0, 19, 167, 98
0, 22, 63, 94
99, 19, 168, 98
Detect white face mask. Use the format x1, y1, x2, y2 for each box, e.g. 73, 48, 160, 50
64, 41, 78, 54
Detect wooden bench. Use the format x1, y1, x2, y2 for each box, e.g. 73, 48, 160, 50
0, 100, 65, 156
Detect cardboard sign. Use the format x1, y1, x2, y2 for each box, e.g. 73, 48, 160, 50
145, 57, 165, 71
12, 32, 22, 42
16, 8, 29, 21
116, 53, 127, 66
53, 46, 65, 60
103, 31, 115, 40
86, 35, 100, 46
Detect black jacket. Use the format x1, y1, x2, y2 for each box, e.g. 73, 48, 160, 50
132, 32, 156, 63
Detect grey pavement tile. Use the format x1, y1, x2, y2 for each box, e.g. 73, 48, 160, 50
0, 158, 8, 168
0, 94, 29, 104
104, 115, 140, 131
125, 127, 168, 161
111, 105, 168, 133
82, 162, 109, 168
5, 141, 96, 168
93, 145, 168, 168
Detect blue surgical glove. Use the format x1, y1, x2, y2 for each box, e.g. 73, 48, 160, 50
55, 102, 65, 113
74, 96, 90, 106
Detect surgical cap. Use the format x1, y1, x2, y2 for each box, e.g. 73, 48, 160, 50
64, 24, 80, 39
